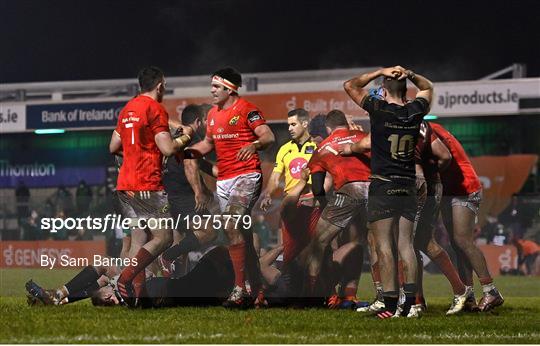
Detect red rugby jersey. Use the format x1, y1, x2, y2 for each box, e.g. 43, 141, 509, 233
115, 95, 169, 191
308, 128, 371, 190
206, 98, 266, 180
430, 122, 481, 196
415, 121, 440, 182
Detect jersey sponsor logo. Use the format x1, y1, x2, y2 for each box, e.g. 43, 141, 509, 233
289, 157, 308, 179
229, 115, 240, 125
305, 145, 315, 154
212, 133, 239, 139
247, 110, 262, 124
217, 127, 224, 133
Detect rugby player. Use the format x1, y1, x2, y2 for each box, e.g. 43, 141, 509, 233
344, 66, 433, 318
186, 67, 275, 308
304, 110, 371, 305
259, 108, 321, 264
160, 104, 216, 277
109, 66, 193, 305
414, 121, 470, 315
431, 122, 504, 312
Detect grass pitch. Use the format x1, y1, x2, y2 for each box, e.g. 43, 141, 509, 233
1, 268, 539, 343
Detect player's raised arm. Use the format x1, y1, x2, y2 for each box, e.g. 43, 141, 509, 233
400, 68, 434, 106
343, 67, 403, 107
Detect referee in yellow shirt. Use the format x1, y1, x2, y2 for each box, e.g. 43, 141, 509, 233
259, 109, 321, 263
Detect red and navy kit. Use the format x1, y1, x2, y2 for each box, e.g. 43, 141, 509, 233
308, 128, 371, 189
115, 95, 169, 191
206, 98, 267, 180
430, 122, 481, 196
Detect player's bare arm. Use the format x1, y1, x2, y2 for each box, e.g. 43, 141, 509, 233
339, 135, 371, 156
281, 168, 310, 216
185, 136, 215, 159
343, 67, 403, 107
431, 137, 453, 171
154, 125, 194, 156
398, 67, 434, 106
260, 170, 282, 212
109, 131, 122, 154
184, 158, 212, 212
237, 124, 275, 161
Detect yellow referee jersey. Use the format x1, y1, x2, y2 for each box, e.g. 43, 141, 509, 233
273, 138, 318, 193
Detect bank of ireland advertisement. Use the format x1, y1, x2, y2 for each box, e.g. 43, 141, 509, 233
26, 101, 125, 129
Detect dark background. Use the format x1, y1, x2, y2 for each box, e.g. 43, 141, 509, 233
1, 0, 538, 83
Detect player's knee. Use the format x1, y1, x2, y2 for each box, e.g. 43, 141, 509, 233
225, 203, 247, 216
425, 240, 443, 257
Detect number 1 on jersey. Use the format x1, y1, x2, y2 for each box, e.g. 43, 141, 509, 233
125, 123, 134, 145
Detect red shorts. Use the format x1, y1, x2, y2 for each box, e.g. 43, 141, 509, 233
281, 205, 322, 263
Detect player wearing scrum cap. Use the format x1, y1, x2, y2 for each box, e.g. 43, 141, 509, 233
186, 67, 275, 308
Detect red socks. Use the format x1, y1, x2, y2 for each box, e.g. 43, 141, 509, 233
228, 242, 246, 289
118, 248, 155, 287
433, 251, 466, 295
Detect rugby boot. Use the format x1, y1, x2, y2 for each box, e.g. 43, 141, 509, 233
478, 289, 504, 312
326, 294, 342, 309
463, 286, 480, 312
446, 286, 472, 315
223, 285, 252, 309
25, 280, 55, 305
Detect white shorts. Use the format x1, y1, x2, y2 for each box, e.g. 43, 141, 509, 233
216, 172, 262, 214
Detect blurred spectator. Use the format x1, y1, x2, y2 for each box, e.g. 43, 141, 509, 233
491, 224, 509, 246
76, 180, 93, 216
15, 180, 30, 221
53, 185, 74, 216
512, 234, 540, 275
21, 209, 42, 241
51, 210, 69, 240
499, 195, 525, 239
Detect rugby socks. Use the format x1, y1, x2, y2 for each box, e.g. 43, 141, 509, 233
479, 277, 497, 295
132, 270, 146, 297
344, 285, 357, 299
382, 291, 399, 313
402, 283, 418, 315
397, 260, 405, 287
371, 263, 384, 300
228, 242, 246, 289
432, 251, 466, 295
162, 232, 201, 261
66, 281, 100, 303
118, 248, 155, 287
62, 266, 100, 299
